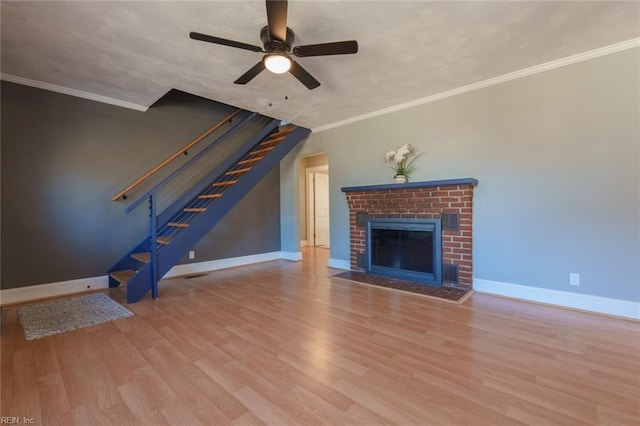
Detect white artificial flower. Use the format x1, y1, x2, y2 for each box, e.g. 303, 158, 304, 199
384, 143, 422, 178
385, 150, 396, 162
397, 144, 411, 157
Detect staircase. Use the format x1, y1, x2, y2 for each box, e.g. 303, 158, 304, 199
109, 116, 310, 303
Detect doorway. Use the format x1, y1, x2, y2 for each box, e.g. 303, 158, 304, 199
304, 159, 330, 248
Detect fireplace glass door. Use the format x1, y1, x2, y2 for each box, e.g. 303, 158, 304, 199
371, 229, 433, 273
366, 218, 441, 285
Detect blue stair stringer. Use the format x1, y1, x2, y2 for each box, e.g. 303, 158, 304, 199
109, 119, 310, 303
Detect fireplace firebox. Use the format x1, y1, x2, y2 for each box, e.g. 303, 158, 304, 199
366, 218, 442, 285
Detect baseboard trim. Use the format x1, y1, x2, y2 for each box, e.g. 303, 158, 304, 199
300, 240, 308, 247
0, 276, 109, 307
328, 258, 351, 270
279, 251, 303, 261
474, 278, 640, 320
165, 251, 286, 278
0, 251, 302, 306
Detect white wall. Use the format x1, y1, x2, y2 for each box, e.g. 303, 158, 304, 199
281, 47, 640, 304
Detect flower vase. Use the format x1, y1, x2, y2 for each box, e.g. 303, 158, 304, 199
393, 175, 408, 184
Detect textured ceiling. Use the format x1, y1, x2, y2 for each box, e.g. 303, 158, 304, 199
2, 1, 639, 129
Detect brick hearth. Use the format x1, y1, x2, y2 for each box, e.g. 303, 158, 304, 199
341, 178, 478, 290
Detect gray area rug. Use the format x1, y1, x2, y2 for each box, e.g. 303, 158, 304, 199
17, 292, 133, 340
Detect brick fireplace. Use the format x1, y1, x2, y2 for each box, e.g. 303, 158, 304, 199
341, 178, 478, 290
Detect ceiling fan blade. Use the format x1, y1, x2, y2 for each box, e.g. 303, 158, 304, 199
190, 32, 263, 53
266, 0, 288, 42
234, 62, 266, 84
293, 40, 359, 57
289, 60, 320, 90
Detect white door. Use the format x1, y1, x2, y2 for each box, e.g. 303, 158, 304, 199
314, 173, 330, 247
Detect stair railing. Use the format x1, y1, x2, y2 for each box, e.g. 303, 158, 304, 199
120, 112, 266, 297
111, 108, 242, 201
124, 112, 262, 215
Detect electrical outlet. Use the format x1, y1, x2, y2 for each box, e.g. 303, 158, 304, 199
189, 250, 195, 260
569, 273, 580, 286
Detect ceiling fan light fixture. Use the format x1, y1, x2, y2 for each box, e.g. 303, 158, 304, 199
264, 53, 291, 74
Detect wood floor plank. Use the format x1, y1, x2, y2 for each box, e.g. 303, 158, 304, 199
343, 403, 398, 425
70, 404, 117, 426
60, 357, 123, 411
597, 404, 640, 426
99, 334, 149, 387
41, 410, 75, 426
233, 386, 298, 426
1, 247, 638, 425
275, 352, 357, 410
36, 372, 71, 419
331, 378, 429, 424
67, 401, 139, 426
231, 411, 268, 426
33, 338, 62, 377
142, 341, 247, 423
505, 403, 586, 426
159, 402, 205, 426
483, 375, 598, 424
9, 348, 43, 420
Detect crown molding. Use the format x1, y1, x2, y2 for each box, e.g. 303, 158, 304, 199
313, 37, 640, 133
0, 73, 149, 112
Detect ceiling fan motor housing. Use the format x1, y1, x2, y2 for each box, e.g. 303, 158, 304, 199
260, 25, 295, 53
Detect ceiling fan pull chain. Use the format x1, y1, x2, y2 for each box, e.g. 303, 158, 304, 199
285, 76, 289, 100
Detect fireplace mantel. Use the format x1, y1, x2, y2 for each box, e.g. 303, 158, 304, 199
341, 178, 478, 193
341, 177, 478, 290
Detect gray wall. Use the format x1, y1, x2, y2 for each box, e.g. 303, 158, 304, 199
282, 48, 640, 302
1, 82, 281, 289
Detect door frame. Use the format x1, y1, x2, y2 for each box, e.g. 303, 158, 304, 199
306, 165, 329, 247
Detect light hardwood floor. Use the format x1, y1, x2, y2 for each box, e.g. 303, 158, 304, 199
1, 247, 639, 425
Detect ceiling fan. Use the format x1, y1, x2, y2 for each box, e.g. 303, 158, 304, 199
189, 0, 358, 90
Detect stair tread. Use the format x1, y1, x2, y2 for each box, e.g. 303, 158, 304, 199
131, 252, 150, 263
199, 194, 223, 199
249, 147, 274, 156
184, 207, 207, 212
157, 236, 171, 245
237, 157, 263, 165
259, 135, 286, 146
167, 222, 189, 228
261, 131, 292, 144
110, 269, 136, 285
272, 126, 295, 136
212, 180, 237, 187
226, 168, 251, 175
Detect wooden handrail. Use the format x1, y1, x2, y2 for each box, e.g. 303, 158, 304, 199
112, 109, 242, 201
